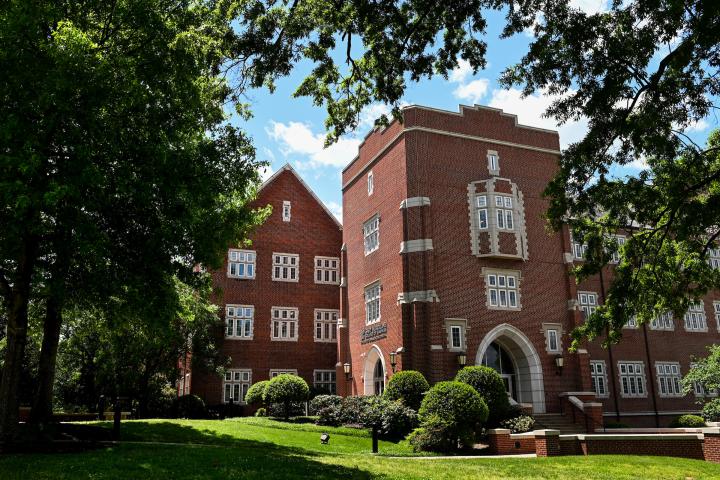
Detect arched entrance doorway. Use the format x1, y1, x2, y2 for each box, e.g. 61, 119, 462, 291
363, 345, 386, 395
475, 324, 546, 413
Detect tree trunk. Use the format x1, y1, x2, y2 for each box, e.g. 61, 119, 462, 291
30, 297, 63, 423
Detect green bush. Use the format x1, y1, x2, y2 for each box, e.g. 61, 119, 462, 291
263, 374, 310, 420
310, 395, 343, 426
455, 366, 509, 426
245, 380, 269, 406
379, 398, 418, 439
339, 395, 370, 426
669, 414, 706, 428
172, 394, 207, 419
702, 398, 720, 422
407, 414, 459, 452
417, 381, 488, 450
254, 407, 267, 417
500, 414, 535, 433
384, 370, 430, 411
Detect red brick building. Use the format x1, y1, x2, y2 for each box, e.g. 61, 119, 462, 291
338, 104, 720, 427
189, 165, 342, 405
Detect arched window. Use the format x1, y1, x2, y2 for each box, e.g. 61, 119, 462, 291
373, 359, 385, 395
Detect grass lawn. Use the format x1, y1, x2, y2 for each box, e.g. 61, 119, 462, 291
0, 417, 718, 479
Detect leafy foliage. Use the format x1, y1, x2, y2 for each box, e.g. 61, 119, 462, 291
669, 414, 706, 428
500, 415, 535, 433
310, 394, 343, 426
682, 345, 720, 396
263, 374, 310, 420
245, 381, 269, 406
455, 366, 510, 426
702, 399, 720, 422
173, 395, 208, 420
384, 370, 429, 411
407, 414, 458, 453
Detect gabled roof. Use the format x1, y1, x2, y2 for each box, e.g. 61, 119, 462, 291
259, 163, 342, 230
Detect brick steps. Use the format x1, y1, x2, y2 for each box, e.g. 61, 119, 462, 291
534, 413, 587, 434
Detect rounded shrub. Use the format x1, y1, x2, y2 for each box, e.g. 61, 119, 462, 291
455, 366, 509, 426
418, 381, 488, 449
254, 407, 267, 417
172, 394, 207, 419
339, 395, 370, 426
702, 398, 720, 422
669, 414, 706, 428
407, 414, 457, 452
245, 380, 269, 406
378, 398, 418, 439
263, 374, 310, 420
310, 394, 343, 426
384, 370, 430, 411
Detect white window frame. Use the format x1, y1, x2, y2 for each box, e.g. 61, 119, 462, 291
493, 195, 514, 231
223, 369, 252, 404
590, 360, 609, 398
609, 235, 626, 264
225, 304, 254, 340
363, 215, 380, 255
450, 325, 463, 349
271, 307, 299, 341
650, 311, 674, 331
624, 316, 638, 329
367, 171, 374, 196
618, 361, 647, 398
684, 301, 708, 332
269, 369, 298, 378
485, 270, 521, 310
709, 248, 720, 269
444, 318, 467, 352
476, 195, 488, 230
655, 362, 683, 398
314, 309, 339, 342
547, 329, 560, 353
282, 200, 291, 222
314, 369, 337, 394
577, 292, 598, 320
227, 249, 256, 279
572, 235, 588, 260
314, 256, 340, 285
714, 301, 720, 331
272, 253, 299, 282
487, 151, 499, 174
365, 282, 381, 325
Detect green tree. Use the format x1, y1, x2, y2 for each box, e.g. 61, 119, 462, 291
263, 374, 310, 420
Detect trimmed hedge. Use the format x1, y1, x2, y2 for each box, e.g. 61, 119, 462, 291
263, 374, 310, 420
245, 380, 269, 406
384, 370, 429, 410
455, 366, 510, 426
669, 414, 706, 428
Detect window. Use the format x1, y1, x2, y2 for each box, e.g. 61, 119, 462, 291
572, 235, 588, 260
282, 201, 291, 222
650, 311, 674, 330
546, 329, 560, 353
709, 248, 720, 269
365, 282, 381, 325
450, 326, 463, 349
363, 216, 380, 255
590, 361, 608, 398
625, 316, 638, 329
272, 253, 299, 282
315, 256, 340, 284
367, 171, 374, 195
314, 370, 337, 394
577, 292, 598, 320
494, 195, 514, 231
225, 305, 254, 339
488, 152, 499, 173
227, 249, 256, 279
269, 369, 298, 378
618, 361, 646, 398
684, 302, 707, 332
714, 301, 720, 331
314, 309, 338, 342
271, 307, 298, 341
486, 272, 520, 309
476, 195, 488, 230
223, 369, 251, 404
609, 235, 626, 263
691, 362, 718, 397
655, 362, 683, 397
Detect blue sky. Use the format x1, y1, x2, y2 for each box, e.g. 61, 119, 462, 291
236, 1, 715, 222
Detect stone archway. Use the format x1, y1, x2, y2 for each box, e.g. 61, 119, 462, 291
363, 344, 386, 395
475, 323, 546, 413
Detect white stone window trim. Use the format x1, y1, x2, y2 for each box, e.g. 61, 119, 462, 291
363, 215, 380, 255
444, 318, 468, 352
624, 316, 639, 329
282, 200, 291, 222
684, 301, 708, 332
577, 291, 599, 320
650, 311, 674, 331
590, 360, 609, 398
617, 361, 648, 398
225, 304, 254, 340
313, 369, 337, 394
476, 194, 488, 230
314, 308, 339, 342
367, 170, 374, 196
269, 369, 298, 378
223, 369, 252, 404
541, 323, 563, 353
314, 256, 340, 285
365, 281, 382, 325
493, 194, 514, 231
487, 150, 500, 176
482, 268, 522, 311
227, 248, 256, 279
272, 252, 299, 282
709, 248, 720, 270
655, 361, 683, 398
713, 301, 720, 331
271, 306, 299, 342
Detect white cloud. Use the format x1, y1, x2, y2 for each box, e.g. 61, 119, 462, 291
453, 79, 490, 104
570, 0, 609, 14
259, 164, 274, 181
487, 87, 588, 149
326, 201, 343, 222
266, 121, 360, 169
626, 157, 649, 170
359, 103, 392, 129
449, 59, 473, 84
686, 118, 710, 133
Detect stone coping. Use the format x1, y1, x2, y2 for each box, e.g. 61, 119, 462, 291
558, 392, 598, 397
560, 433, 705, 441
